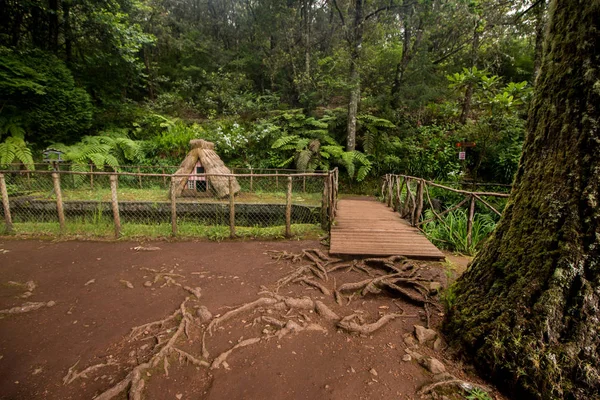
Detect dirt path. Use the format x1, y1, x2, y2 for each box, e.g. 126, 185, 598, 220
0, 239, 499, 400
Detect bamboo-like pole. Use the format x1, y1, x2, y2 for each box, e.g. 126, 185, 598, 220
328, 173, 335, 223
170, 178, 177, 236
387, 175, 394, 208
413, 180, 424, 226
303, 175, 306, 193
162, 168, 167, 188
275, 170, 279, 189
0, 174, 14, 233
110, 175, 121, 238
52, 172, 66, 233
250, 167, 254, 192
473, 194, 502, 216
137, 167, 143, 189
321, 175, 329, 230
417, 196, 470, 227
466, 195, 476, 248
285, 176, 292, 237
229, 177, 235, 238
0, 170, 330, 179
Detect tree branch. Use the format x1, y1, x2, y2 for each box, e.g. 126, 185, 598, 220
331, 0, 345, 26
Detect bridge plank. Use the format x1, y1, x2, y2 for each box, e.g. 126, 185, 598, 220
329, 198, 444, 260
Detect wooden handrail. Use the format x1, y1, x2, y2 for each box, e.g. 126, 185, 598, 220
381, 174, 508, 247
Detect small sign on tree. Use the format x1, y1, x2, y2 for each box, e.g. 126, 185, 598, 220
459, 151, 466, 160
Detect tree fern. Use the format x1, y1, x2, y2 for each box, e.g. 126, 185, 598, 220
0, 134, 34, 170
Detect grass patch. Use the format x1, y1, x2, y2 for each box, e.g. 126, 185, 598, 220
8, 221, 323, 241
24, 187, 322, 205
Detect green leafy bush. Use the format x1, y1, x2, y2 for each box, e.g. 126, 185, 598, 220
0, 47, 93, 144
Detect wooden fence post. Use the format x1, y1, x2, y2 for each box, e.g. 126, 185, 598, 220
0, 174, 14, 233
229, 176, 236, 238
321, 176, 329, 230
137, 167, 142, 189
162, 168, 167, 188
170, 177, 177, 236
275, 170, 279, 190
90, 165, 94, 190
467, 195, 476, 248
387, 175, 394, 207
302, 175, 306, 193
413, 180, 424, 226
110, 175, 121, 238
285, 176, 292, 237
52, 172, 66, 233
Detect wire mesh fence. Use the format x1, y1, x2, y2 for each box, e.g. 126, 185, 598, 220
0, 168, 338, 239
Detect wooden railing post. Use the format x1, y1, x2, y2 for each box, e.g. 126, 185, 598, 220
387, 175, 393, 208
137, 167, 143, 189
110, 174, 121, 238
275, 170, 279, 190
285, 176, 292, 237
0, 174, 14, 233
250, 167, 254, 192
170, 177, 177, 236
467, 195, 476, 248
229, 176, 235, 238
321, 175, 329, 230
162, 168, 167, 188
412, 179, 424, 226
52, 172, 66, 233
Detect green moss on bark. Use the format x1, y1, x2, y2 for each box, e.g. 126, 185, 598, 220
444, 1, 600, 399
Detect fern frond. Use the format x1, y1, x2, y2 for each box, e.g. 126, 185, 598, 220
272, 135, 298, 149
296, 149, 313, 171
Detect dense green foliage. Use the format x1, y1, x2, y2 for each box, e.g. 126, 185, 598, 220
0, 0, 544, 184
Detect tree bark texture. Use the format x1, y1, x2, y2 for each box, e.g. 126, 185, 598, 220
444, 1, 600, 399
533, 0, 548, 83
346, 0, 364, 152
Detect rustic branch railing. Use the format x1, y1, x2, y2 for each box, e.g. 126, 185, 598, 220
0, 168, 339, 239
381, 174, 510, 248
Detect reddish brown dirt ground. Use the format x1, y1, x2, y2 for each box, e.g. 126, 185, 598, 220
0, 239, 497, 400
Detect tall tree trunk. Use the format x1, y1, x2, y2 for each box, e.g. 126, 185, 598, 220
346, 0, 364, 152
444, 1, 600, 399
303, 0, 312, 77
459, 20, 480, 124
63, 0, 72, 63
532, 0, 547, 83
48, 0, 60, 53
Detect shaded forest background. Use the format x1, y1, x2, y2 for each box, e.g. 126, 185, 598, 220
0, 0, 546, 186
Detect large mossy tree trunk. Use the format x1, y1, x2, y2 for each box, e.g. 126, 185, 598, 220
444, 1, 600, 399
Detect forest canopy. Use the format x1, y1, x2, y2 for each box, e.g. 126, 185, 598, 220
0, 0, 545, 184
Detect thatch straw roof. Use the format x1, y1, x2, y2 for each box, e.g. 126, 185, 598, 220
172, 140, 240, 198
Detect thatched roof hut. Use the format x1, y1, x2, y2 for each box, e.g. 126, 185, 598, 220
172, 139, 240, 198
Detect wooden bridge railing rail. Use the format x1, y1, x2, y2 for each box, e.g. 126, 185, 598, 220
381, 174, 510, 248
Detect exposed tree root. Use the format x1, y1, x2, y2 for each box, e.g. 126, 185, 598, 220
315, 300, 340, 321
63, 359, 118, 385
211, 337, 262, 369
417, 375, 492, 395
294, 277, 331, 295
130, 307, 181, 341
337, 313, 411, 334
0, 301, 55, 316
207, 297, 279, 335
96, 298, 202, 400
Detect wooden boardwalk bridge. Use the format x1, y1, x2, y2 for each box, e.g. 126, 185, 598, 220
329, 197, 444, 260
